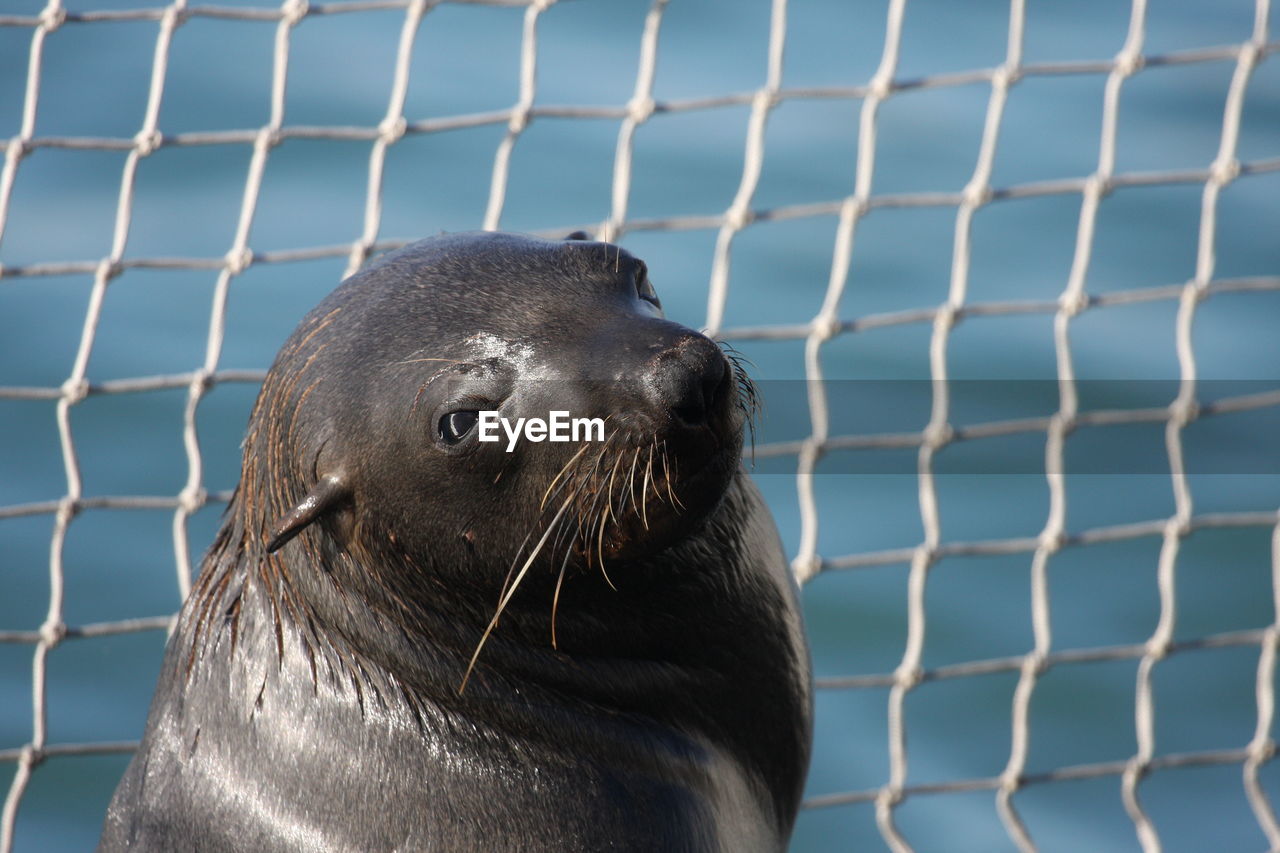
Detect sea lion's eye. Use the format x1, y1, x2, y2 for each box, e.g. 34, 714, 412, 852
635, 263, 661, 310
439, 410, 479, 444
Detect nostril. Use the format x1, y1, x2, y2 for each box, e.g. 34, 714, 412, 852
702, 367, 726, 407
668, 351, 726, 427
639, 329, 730, 430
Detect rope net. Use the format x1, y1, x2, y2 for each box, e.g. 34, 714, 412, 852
1, 0, 1278, 850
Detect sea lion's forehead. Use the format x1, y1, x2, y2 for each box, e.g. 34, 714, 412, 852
438, 232, 645, 290
329, 234, 653, 365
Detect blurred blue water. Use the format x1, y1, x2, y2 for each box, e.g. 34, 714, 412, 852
2, 1, 1279, 851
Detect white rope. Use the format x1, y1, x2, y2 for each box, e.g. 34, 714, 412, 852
0, 2, 1277, 851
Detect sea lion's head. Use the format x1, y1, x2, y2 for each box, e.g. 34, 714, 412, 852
240, 233, 753, 615
142, 233, 808, 851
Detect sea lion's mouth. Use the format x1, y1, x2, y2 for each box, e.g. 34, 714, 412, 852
531, 415, 738, 568
597, 439, 737, 561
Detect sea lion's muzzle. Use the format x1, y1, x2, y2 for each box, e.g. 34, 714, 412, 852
570, 314, 737, 440
639, 330, 729, 431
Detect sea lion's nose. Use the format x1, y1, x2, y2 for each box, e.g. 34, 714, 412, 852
644, 332, 728, 428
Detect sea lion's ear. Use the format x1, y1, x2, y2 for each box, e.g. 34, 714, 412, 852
266, 474, 350, 553
565, 231, 591, 241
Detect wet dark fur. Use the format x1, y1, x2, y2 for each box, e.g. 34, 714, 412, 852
99, 232, 812, 852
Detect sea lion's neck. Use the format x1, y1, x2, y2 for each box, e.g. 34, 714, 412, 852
185, 494, 733, 711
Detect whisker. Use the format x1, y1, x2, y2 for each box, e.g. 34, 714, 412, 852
575, 428, 620, 556
659, 443, 680, 509
669, 455, 684, 509
460, 499, 573, 693
581, 475, 609, 571
498, 527, 537, 608
550, 548, 572, 650
596, 507, 618, 591
540, 443, 590, 512
551, 493, 578, 560
603, 454, 623, 526
624, 447, 642, 527
642, 444, 655, 529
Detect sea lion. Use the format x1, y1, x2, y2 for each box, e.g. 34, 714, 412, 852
99, 232, 812, 852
